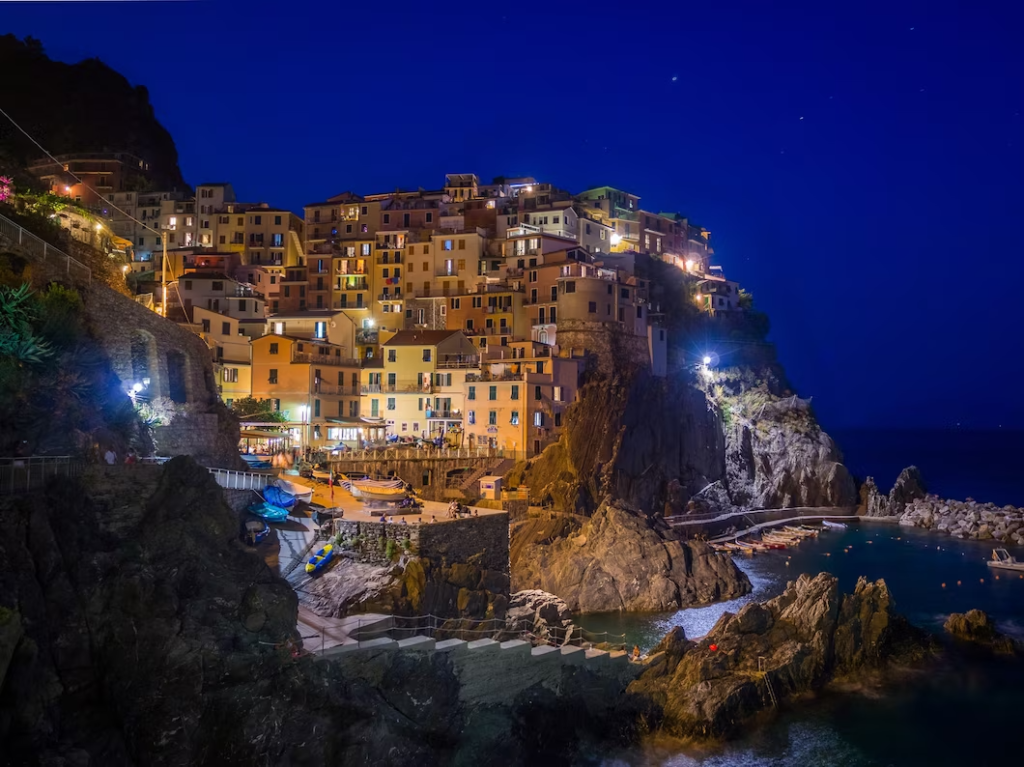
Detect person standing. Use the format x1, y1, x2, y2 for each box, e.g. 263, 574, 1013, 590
104, 448, 117, 466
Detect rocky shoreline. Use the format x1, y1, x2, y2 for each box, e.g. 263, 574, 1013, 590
897, 495, 1024, 545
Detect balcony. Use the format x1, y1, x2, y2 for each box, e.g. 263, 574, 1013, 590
313, 381, 359, 396
333, 299, 368, 310
292, 350, 360, 367
464, 325, 511, 336
337, 279, 369, 291
376, 253, 402, 264
377, 293, 403, 302
361, 382, 432, 394
375, 241, 405, 250
436, 357, 479, 369
356, 329, 379, 345
435, 269, 459, 278
425, 410, 457, 420
465, 371, 524, 382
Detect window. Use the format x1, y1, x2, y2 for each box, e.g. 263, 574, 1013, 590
534, 411, 544, 427
223, 368, 238, 383
269, 343, 279, 354
388, 349, 396, 362
220, 321, 231, 335
272, 233, 283, 247
457, 259, 466, 271
588, 301, 597, 313
284, 286, 291, 298
361, 243, 370, 256
489, 385, 497, 401
450, 297, 461, 310
529, 270, 537, 283
401, 422, 408, 432
253, 215, 262, 225
555, 412, 562, 427
383, 214, 390, 224
551, 286, 558, 301
468, 410, 475, 425
273, 399, 280, 411
314, 321, 327, 339
511, 385, 519, 400
426, 212, 433, 223
458, 239, 465, 250
510, 410, 520, 425
553, 386, 563, 402
387, 397, 396, 411
219, 235, 226, 244
564, 281, 575, 293
443, 239, 453, 251
314, 399, 321, 417
534, 385, 542, 400
184, 280, 193, 291
488, 410, 497, 425
201, 319, 211, 333
422, 349, 431, 362
268, 368, 278, 384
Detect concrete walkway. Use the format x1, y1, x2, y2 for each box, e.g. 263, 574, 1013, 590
296, 605, 389, 653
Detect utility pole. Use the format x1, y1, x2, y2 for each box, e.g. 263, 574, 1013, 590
160, 230, 168, 317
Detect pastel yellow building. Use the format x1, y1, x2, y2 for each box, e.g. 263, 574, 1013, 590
360, 330, 478, 439
192, 306, 256, 406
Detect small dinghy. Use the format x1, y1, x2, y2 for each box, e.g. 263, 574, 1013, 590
248, 501, 289, 522
822, 520, 848, 529
987, 548, 1024, 572
349, 478, 407, 502
263, 485, 297, 508
243, 518, 270, 545
305, 543, 335, 574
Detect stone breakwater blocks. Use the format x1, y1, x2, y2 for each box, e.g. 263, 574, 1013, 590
333, 637, 398, 655
559, 645, 586, 665
434, 639, 469, 656
530, 645, 561, 658
397, 636, 435, 651
499, 639, 532, 657
584, 648, 610, 664
466, 638, 500, 654
607, 650, 629, 665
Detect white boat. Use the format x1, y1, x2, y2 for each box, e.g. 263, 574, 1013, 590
987, 548, 1024, 572
275, 479, 314, 504
349, 478, 407, 502
822, 520, 848, 529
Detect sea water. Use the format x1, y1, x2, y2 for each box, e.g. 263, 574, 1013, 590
585, 525, 1024, 765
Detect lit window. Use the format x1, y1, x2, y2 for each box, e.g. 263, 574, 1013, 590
510, 411, 519, 425
488, 410, 497, 425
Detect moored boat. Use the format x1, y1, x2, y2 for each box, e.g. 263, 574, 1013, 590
349, 478, 407, 502
263, 485, 297, 508
305, 543, 335, 574
822, 520, 848, 529
247, 501, 289, 522
987, 548, 1024, 572
276, 479, 314, 504
243, 518, 270, 545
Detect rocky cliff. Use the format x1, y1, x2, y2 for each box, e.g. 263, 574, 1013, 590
0, 459, 640, 765
860, 465, 927, 517
511, 504, 750, 613
628, 573, 931, 739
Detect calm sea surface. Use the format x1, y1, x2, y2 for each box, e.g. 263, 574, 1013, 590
583, 430, 1024, 766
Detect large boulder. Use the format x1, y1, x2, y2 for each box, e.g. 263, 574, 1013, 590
859, 476, 891, 516
629, 573, 930, 739
944, 610, 1018, 655
512, 503, 751, 613
888, 466, 927, 516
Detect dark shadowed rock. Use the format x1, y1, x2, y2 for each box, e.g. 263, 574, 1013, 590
889, 466, 927, 516
944, 609, 1018, 654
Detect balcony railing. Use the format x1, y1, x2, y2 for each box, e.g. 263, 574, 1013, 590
375, 242, 405, 250
465, 325, 510, 336
377, 293, 403, 302
465, 371, 524, 382
337, 280, 369, 291
292, 351, 360, 367
425, 410, 456, 420
376, 253, 402, 264
313, 381, 360, 396
436, 358, 479, 368
360, 382, 432, 394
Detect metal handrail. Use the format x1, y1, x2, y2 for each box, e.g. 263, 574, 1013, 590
0, 456, 82, 495
0, 212, 91, 283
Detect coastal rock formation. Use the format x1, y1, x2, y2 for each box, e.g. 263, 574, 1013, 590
511, 504, 751, 613
943, 610, 1019, 654
0, 458, 636, 765
716, 371, 857, 509
629, 573, 930, 739
897, 495, 1024, 544
861, 466, 927, 517
505, 590, 575, 642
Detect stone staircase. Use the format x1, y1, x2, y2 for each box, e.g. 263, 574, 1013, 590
458, 457, 515, 493
318, 636, 640, 703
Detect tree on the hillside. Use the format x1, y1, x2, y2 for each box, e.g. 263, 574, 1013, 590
230, 397, 286, 422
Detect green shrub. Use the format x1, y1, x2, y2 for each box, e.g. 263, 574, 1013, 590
385, 538, 397, 561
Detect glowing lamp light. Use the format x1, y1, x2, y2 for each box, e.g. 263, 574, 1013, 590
64, 186, 71, 193
132, 382, 143, 393
610, 233, 622, 246
525, 185, 533, 192
685, 259, 695, 271
94, 223, 102, 232
122, 265, 129, 274
702, 356, 712, 365
366, 319, 375, 327
695, 292, 703, 302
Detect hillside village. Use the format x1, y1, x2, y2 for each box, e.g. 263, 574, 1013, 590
23, 155, 748, 459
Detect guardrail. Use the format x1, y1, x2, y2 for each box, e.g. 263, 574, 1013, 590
312, 613, 627, 654
0, 456, 83, 495
327, 447, 523, 463
209, 467, 276, 491
0, 212, 92, 284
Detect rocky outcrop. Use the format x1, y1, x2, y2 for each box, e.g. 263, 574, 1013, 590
943, 610, 1019, 654
898, 495, 1024, 544
511, 504, 751, 613
506, 590, 575, 642
716, 371, 856, 508
629, 573, 930, 739
861, 466, 927, 517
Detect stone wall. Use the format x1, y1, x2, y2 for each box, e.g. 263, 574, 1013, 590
555, 320, 651, 379
333, 514, 509, 573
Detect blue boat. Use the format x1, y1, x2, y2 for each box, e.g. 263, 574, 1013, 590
243, 518, 270, 545
305, 543, 334, 574
262, 485, 297, 508
247, 501, 289, 522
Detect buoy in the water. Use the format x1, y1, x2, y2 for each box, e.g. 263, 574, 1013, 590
941, 583, 946, 588
785, 561, 790, 566
980, 578, 985, 584
957, 580, 962, 586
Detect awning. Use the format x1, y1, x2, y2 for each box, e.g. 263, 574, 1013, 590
239, 429, 293, 439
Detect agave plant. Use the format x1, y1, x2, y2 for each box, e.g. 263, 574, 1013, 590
0, 283, 52, 364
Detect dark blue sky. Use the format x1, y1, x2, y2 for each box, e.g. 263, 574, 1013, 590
5, 1, 1024, 431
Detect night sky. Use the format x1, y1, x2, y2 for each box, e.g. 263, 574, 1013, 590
4, 1, 1023, 432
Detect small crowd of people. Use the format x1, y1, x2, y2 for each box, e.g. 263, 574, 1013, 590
446, 501, 480, 519
102, 448, 139, 466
